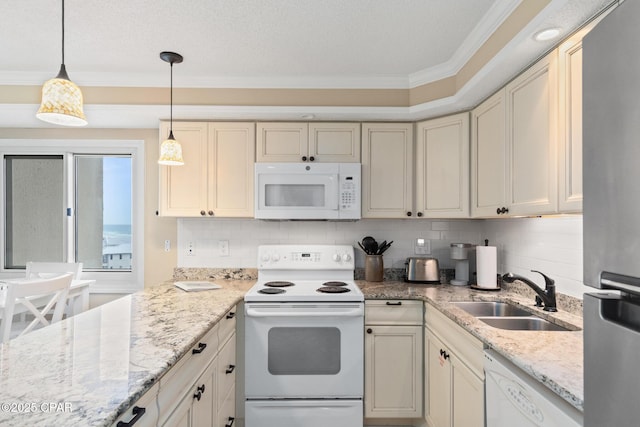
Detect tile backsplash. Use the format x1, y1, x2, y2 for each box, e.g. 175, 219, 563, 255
178, 215, 587, 299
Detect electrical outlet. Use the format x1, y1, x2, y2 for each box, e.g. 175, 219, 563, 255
187, 241, 195, 256
414, 238, 431, 255
219, 240, 229, 257
164, 240, 171, 252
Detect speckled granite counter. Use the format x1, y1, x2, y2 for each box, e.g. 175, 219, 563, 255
358, 280, 585, 411
0, 277, 584, 426
0, 280, 253, 427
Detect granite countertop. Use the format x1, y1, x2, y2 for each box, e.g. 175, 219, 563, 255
358, 280, 584, 411
0, 275, 584, 426
0, 280, 253, 427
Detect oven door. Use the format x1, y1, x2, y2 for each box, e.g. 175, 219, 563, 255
244, 302, 364, 398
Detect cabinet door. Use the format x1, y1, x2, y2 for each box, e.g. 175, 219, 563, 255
309, 123, 361, 162
425, 330, 451, 427
208, 123, 255, 217
162, 392, 193, 427
192, 361, 216, 427
471, 90, 507, 217
256, 122, 309, 162
361, 123, 414, 218
159, 122, 209, 217
217, 333, 236, 413
451, 357, 484, 427
506, 51, 558, 216
365, 325, 423, 418
416, 113, 469, 218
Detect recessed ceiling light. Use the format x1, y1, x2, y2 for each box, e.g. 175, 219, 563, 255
534, 28, 561, 41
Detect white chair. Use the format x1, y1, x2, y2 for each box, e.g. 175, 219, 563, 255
25, 262, 83, 280
0, 273, 73, 343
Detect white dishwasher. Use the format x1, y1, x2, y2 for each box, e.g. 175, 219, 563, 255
484, 350, 583, 427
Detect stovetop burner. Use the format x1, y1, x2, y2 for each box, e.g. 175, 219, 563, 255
264, 281, 295, 288
258, 288, 286, 294
317, 286, 351, 294
322, 281, 347, 287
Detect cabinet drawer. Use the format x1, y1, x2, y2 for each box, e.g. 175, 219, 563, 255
158, 323, 219, 424
217, 333, 237, 409
219, 306, 237, 344
365, 300, 423, 325
425, 304, 484, 377
113, 383, 159, 427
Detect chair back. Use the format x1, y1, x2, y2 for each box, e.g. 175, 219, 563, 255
25, 262, 83, 280
0, 273, 73, 343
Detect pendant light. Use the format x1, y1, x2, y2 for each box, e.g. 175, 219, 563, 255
158, 51, 185, 166
36, 0, 87, 126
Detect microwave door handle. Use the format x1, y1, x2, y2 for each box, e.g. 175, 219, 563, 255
327, 174, 339, 209
245, 307, 363, 318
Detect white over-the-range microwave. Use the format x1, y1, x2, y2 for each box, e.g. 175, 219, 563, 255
255, 163, 361, 220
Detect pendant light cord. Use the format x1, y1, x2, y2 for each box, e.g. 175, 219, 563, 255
170, 61, 173, 129
61, 0, 65, 65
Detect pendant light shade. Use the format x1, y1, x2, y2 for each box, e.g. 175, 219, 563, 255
36, 0, 87, 127
158, 51, 184, 166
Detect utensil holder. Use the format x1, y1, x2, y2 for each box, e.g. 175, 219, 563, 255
365, 255, 384, 282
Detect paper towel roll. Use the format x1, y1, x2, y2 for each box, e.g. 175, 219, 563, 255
476, 246, 497, 289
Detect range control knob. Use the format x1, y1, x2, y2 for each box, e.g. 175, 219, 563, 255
261, 254, 270, 262
271, 254, 280, 262
332, 253, 341, 262
342, 253, 352, 262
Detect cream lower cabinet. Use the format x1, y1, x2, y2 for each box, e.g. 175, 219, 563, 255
159, 122, 255, 217
361, 123, 414, 218
364, 300, 423, 420
472, 51, 559, 217
425, 305, 484, 427
415, 113, 470, 218
256, 122, 360, 162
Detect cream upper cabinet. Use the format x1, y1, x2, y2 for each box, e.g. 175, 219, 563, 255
361, 123, 414, 218
471, 51, 559, 218
416, 113, 470, 218
425, 305, 484, 427
256, 122, 360, 162
471, 90, 508, 217
159, 122, 255, 217
505, 51, 559, 216
364, 300, 423, 420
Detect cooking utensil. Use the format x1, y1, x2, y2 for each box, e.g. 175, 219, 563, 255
377, 240, 393, 255
362, 236, 378, 255
357, 241, 367, 253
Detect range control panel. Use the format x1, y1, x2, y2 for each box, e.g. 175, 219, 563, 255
258, 244, 355, 270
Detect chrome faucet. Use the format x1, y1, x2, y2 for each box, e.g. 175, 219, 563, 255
501, 270, 557, 312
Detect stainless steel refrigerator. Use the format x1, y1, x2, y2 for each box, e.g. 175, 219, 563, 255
583, 1, 640, 426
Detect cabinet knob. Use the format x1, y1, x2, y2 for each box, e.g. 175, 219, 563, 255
197, 384, 205, 393
194, 384, 205, 401
208, 210, 214, 216
439, 349, 450, 360
366, 328, 373, 334
225, 417, 235, 427
226, 365, 236, 374
309, 156, 315, 162
417, 212, 423, 217
503, 207, 509, 214
496, 208, 501, 215
406, 212, 412, 217
302, 156, 308, 161
226, 312, 236, 319
200, 210, 206, 216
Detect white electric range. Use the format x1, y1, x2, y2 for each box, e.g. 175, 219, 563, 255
244, 244, 364, 427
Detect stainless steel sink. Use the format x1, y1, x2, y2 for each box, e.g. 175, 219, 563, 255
452, 301, 532, 317
478, 316, 575, 332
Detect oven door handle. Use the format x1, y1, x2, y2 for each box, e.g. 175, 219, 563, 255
245, 306, 363, 318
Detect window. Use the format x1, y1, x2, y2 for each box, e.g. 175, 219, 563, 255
0, 140, 144, 293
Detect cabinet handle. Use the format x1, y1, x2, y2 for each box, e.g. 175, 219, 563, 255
309, 156, 315, 162
208, 210, 214, 216
302, 156, 308, 161
386, 301, 402, 306
417, 212, 423, 217
406, 211, 412, 217
116, 406, 146, 427
439, 349, 450, 360
226, 365, 236, 374
192, 342, 207, 354
226, 312, 236, 319
225, 417, 235, 427
366, 328, 373, 334
200, 210, 206, 216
